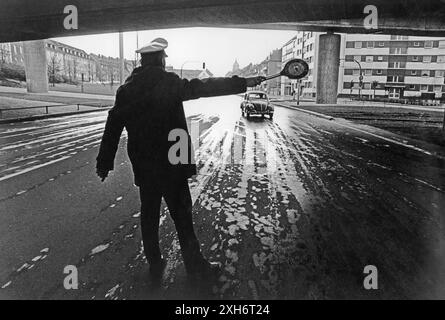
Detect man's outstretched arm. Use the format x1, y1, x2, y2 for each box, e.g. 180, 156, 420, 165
96, 107, 124, 181
179, 75, 265, 101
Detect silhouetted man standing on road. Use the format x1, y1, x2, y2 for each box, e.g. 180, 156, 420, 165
96, 38, 264, 283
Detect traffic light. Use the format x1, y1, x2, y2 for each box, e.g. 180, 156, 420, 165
203, 62, 206, 69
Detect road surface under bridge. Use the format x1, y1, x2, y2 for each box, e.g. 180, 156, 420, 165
0, 96, 444, 299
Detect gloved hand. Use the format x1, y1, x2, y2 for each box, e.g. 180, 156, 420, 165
245, 76, 266, 87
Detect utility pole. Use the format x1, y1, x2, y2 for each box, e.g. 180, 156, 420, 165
135, 31, 139, 68
119, 32, 124, 85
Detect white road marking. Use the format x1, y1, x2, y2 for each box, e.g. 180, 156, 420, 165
0, 156, 70, 182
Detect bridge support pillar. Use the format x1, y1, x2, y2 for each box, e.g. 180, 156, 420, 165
23, 40, 48, 93
316, 32, 340, 104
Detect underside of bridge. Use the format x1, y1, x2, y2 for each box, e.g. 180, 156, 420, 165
1, 0, 445, 99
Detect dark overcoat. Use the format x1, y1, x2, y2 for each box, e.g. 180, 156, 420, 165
96, 66, 247, 186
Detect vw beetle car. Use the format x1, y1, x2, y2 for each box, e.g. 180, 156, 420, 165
240, 91, 274, 120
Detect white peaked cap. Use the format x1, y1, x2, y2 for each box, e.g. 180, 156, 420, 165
136, 38, 168, 55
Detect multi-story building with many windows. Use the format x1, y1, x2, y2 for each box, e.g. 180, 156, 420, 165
1, 40, 134, 84
227, 49, 283, 95
281, 31, 318, 98
340, 35, 445, 99
281, 33, 445, 100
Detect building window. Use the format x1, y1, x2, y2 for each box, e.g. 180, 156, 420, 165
439, 40, 445, 49
354, 55, 361, 62
390, 47, 405, 54
413, 42, 420, 47
420, 85, 428, 91
421, 70, 430, 77
352, 69, 360, 76
409, 85, 416, 90
434, 85, 442, 92
412, 56, 419, 61
376, 69, 383, 75
423, 56, 432, 63
365, 69, 372, 76
378, 42, 385, 47
424, 40, 433, 49
437, 55, 445, 63
387, 76, 403, 83
365, 56, 373, 62
389, 62, 402, 68
436, 70, 445, 77
411, 70, 417, 75
354, 41, 362, 49
367, 41, 374, 48
377, 56, 383, 61
363, 83, 371, 89
395, 35, 405, 40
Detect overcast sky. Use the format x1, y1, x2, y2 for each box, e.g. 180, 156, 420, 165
54, 27, 296, 77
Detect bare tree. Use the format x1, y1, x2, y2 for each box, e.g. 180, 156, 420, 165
48, 54, 61, 87
73, 59, 78, 80
0, 45, 9, 65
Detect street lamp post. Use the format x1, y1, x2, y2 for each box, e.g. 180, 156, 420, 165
353, 59, 363, 100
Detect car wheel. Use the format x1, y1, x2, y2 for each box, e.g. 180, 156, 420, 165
269, 114, 274, 120
246, 112, 250, 120
261, 114, 265, 119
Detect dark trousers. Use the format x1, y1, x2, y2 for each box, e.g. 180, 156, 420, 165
139, 177, 204, 273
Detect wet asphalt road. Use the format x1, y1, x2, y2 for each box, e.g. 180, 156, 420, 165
0, 95, 444, 300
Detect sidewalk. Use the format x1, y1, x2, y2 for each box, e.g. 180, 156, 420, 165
270, 94, 443, 112
0, 85, 115, 102
273, 100, 445, 147
0, 85, 114, 123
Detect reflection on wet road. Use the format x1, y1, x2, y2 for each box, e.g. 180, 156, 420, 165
0, 95, 444, 299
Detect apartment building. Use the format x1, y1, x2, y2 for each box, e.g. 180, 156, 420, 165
0, 42, 24, 65
1, 40, 134, 83
340, 34, 445, 99
227, 49, 283, 95
281, 31, 318, 98
281, 33, 445, 100
46, 40, 93, 82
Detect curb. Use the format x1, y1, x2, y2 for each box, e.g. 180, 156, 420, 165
272, 102, 335, 121
0, 107, 111, 125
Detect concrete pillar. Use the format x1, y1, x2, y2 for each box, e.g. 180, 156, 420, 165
316, 32, 341, 104
23, 40, 48, 93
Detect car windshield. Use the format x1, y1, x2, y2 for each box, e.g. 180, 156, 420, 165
248, 93, 267, 100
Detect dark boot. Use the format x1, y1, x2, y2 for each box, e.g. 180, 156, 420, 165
149, 258, 166, 285
186, 259, 221, 282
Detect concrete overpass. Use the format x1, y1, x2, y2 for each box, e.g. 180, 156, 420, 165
1, 0, 445, 102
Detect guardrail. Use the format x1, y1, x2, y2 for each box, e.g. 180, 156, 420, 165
0, 103, 111, 119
